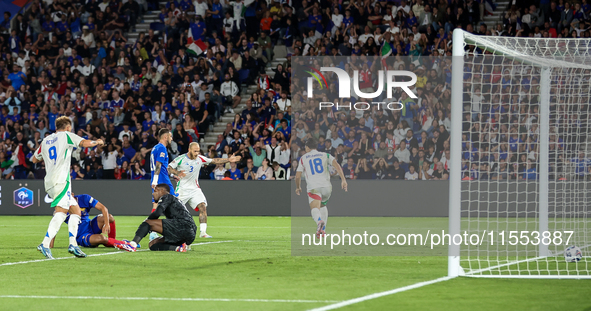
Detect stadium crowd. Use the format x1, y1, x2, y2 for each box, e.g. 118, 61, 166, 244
0, 0, 589, 181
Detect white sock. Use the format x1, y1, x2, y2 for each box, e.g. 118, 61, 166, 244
311, 208, 322, 225
200, 223, 207, 235
42, 212, 67, 248
320, 206, 328, 230
68, 214, 81, 246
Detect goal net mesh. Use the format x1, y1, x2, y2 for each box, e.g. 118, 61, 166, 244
456, 32, 591, 277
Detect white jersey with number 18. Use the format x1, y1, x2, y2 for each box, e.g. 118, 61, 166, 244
297, 150, 335, 191
34, 131, 84, 191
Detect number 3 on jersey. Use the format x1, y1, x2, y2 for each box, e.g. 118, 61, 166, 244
309, 158, 324, 175
48, 146, 57, 165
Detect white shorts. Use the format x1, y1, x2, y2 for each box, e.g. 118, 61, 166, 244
307, 186, 332, 205
178, 188, 207, 211
47, 182, 77, 210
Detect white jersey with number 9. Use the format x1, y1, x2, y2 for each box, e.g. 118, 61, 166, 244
34, 131, 84, 191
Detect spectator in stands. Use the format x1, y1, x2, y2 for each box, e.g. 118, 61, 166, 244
255, 157, 273, 180
405, 165, 419, 180
271, 161, 286, 180
0, 0, 584, 185
243, 158, 257, 180
211, 163, 226, 180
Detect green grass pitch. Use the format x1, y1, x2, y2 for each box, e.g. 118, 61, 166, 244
0, 216, 590, 311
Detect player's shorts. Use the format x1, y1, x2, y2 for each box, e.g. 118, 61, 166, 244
162, 218, 197, 245
307, 187, 332, 205
178, 189, 207, 211
77, 216, 102, 248
47, 182, 77, 209
151, 182, 178, 203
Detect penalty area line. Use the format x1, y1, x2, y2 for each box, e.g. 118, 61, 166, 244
0, 295, 340, 304
0, 240, 233, 267
307, 276, 455, 311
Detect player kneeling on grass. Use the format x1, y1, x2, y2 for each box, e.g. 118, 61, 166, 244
295, 139, 347, 239
48, 193, 135, 252
128, 184, 197, 252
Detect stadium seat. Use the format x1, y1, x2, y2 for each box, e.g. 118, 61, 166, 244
238, 69, 250, 84
273, 45, 287, 59
150, 22, 165, 32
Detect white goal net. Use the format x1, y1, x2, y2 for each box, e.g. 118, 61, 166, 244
449, 30, 591, 278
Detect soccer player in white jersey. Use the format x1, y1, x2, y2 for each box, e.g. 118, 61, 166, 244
295, 139, 347, 238
31, 116, 105, 259
168, 142, 241, 238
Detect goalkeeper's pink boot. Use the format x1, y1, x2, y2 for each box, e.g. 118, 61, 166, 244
175, 243, 188, 252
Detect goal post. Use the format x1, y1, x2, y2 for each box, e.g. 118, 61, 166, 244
448, 29, 465, 277
449, 29, 591, 278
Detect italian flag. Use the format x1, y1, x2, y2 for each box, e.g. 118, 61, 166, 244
187, 39, 207, 56
5, 145, 28, 169
381, 42, 393, 70
187, 27, 195, 45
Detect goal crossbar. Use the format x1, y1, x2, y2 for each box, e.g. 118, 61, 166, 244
461, 31, 591, 69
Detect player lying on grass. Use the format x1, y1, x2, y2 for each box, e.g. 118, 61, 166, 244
295, 139, 347, 239
31, 116, 105, 259
168, 142, 241, 238
128, 184, 197, 252
48, 193, 135, 252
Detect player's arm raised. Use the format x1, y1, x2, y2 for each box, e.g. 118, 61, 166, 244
94, 202, 110, 235
332, 158, 348, 192
210, 155, 242, 164
79, 139, 105, 148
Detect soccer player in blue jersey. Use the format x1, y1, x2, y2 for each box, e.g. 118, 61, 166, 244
150, 128, 177, 212
49, 193, 134, 251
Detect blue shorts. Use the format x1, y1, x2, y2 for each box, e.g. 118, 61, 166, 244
77, 216, 102, 248
151, 182, 178, 203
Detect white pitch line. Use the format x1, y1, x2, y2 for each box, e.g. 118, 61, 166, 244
0, 241, 233, 267
464, 243, 591, 276
0, 295, 340, 304
307, 276, 455, 311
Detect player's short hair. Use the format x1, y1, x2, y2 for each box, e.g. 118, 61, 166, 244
189, 142, 199, 149
156, 184, 170, 193
158, 128, 170, 139
305, 139, 317, 150
55, 116, 72, 130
